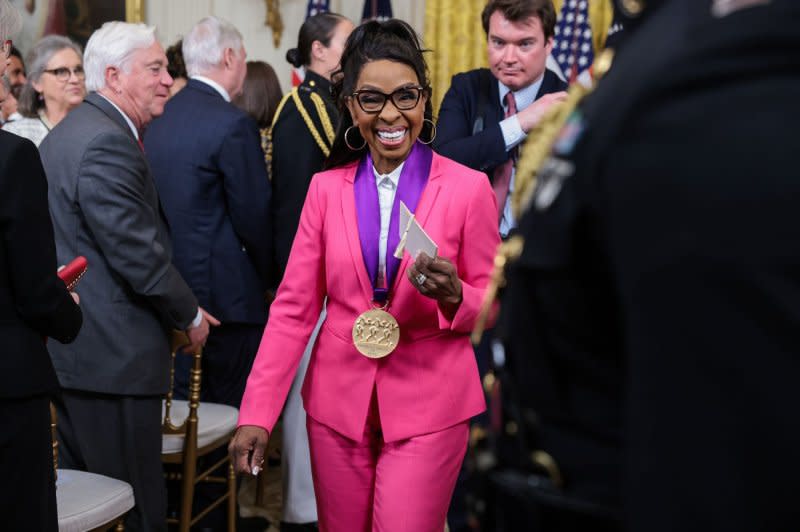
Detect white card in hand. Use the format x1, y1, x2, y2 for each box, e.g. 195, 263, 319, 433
395, 201, 437, 259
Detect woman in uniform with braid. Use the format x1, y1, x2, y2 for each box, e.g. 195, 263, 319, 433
270, 12, 354, 280
266, 11, 353, 531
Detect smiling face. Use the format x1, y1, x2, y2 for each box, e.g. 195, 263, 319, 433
111, 41, 172, 129
487, 11, 553, 92
33, 48, 86, 114
346, 59, 427, 175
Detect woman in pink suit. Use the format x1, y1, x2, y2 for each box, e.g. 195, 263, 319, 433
230, 19, 500, 531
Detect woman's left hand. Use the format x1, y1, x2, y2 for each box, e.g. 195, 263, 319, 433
407, 253, 462, 317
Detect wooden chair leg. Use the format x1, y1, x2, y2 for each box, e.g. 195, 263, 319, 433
179, 458, 196, 532
228, 462, 237, 532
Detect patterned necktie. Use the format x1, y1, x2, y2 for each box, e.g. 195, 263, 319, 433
492, 91, 517, 221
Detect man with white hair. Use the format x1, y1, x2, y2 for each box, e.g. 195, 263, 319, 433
40, 21, 217, 531
145, 15, 271, 411
144, 16, 271, 529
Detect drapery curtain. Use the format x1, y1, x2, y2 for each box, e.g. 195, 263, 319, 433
424, 0, 488, 116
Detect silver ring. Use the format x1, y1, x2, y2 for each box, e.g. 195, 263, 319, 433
416, 273, 427, 285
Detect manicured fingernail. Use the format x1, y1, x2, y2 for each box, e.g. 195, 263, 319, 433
251, 466, 261, 476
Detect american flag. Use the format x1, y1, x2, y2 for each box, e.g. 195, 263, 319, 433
293, 0, 331, 86
361, 0, 393, 22
552, 0, 594, 87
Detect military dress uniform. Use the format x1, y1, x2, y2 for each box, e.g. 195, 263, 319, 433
269, 69, 340, 528
271, 70, 338, 280
500, 0, 800, 530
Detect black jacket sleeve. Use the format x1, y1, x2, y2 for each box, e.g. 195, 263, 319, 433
0, 134, 82, 342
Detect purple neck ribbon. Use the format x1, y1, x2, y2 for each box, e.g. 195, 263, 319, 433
354, 141, 433, 303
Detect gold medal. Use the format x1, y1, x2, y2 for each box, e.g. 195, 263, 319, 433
352, 308, 400, 359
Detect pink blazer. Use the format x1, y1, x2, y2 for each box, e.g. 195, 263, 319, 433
238, 152, 500, 442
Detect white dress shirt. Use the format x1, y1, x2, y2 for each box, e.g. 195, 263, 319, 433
372, 162, 404, 287
496, 74, 545, 236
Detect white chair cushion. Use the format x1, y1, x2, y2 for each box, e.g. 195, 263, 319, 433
162, 400, 239, 454
56, 469, 134, 532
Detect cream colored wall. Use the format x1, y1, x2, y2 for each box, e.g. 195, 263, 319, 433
144, 0, 425, 92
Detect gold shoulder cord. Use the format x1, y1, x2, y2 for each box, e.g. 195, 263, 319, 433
292, 89, 334, 157
265, 87, 337, 171
308, 92, 336, 146
471, 49, 615, 345
265, 90, 296, 176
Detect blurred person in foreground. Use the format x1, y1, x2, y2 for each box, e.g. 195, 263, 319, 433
0, 1, 82, 530
230, 19, 500, 531
40, 21, 216, 531
3, 35, 85, 146
502, 0, 800, 530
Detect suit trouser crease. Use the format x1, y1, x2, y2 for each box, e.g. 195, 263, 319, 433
307, 410, 468, 532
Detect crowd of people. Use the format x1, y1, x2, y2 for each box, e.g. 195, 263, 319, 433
1, 0, 798, 531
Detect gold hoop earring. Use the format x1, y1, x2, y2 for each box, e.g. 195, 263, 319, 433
418, 118, 437, 145
344, 125, 367, 151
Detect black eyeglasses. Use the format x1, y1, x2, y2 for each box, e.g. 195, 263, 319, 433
43, 66, 85, 82
2, 40, 11, 60
351, 85, 425, 114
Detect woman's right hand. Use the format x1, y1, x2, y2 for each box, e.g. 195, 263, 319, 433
229, 425, 269, 475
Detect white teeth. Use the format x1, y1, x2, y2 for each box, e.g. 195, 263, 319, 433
378, 129, 406, 140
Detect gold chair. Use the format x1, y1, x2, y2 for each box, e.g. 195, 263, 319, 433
162, 332, 238, 532
51, 403, 135, 532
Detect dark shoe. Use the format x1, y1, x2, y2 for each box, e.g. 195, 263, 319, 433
280, 522, 319, 532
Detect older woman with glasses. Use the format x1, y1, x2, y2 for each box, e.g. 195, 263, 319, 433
3, 34, 85, 146
230, 19, 500, 531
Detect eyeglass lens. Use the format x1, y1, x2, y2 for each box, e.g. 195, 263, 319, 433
357, 87, 421, 112
48, 67, 85, 81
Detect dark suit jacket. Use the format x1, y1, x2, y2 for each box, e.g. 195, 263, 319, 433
0, 131, 82, 398
270, 70, 338, 282
145, 79, 271, 324
434, 68, 567, 177
41, 93, 198, 395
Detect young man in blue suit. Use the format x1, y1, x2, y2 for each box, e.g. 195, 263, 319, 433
434, 0, 568, 238
145, 16, 271, 410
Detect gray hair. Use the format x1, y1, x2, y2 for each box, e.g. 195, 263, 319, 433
18, 35, 83, 117
84, 21, 156, 92
182, 16, 243, 77
0, 0, 22, 41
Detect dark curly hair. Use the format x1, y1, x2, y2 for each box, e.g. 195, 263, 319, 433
323, 19, 434, 170
166, 39, 187, 80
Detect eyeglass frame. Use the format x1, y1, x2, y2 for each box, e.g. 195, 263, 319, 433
350, 85, 427, 114
42, 66, 85, 82
2, 40, 12, 60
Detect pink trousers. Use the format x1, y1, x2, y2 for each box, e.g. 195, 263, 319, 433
306, 403, 468, 532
